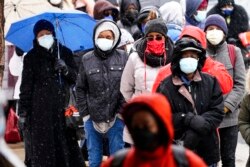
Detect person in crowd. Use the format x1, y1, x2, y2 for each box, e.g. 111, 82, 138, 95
72, 0, 95, 16
117, 0, 141, 40
0, 91, 25, 167
204, 14, 246, 167
76, 20, 127, 167
117, 28, 135, 54
159, 1, 185, 43
206, 0, 249, 59
156, 35, 225, 166
152, 25, 233, 95
101, 93, 207, 167
238, 69, 250, 167
93, 0, 119, 22
185, 0, 208, 29
135, 5, 161, 39
18, 19, 85, 167
120, 18, 173, 145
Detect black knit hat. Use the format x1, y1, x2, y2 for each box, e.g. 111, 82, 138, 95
218, 0, 235, 8
204, 14, 228, 35
33, 19, 55, 37
144, 18, 167, 37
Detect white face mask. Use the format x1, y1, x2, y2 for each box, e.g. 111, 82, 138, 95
50, 0, 62, 5
206, 29, 224, 45
96, 38, 114, 51
194, 10, 207, 22
179, 57, 198, 74
38, 34, 54, 50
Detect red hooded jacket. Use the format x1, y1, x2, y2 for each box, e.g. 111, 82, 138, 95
101, 94, 207, 167
152, 26, 233, 94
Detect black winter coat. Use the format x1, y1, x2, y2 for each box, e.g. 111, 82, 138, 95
157, 72, 224, 165
76, 49, 128, 123
18, 41, 85, 167
207, 4, 249, 46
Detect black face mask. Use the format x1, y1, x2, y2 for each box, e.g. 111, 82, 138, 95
132, 128, 160, 151
125, 10, 139, 23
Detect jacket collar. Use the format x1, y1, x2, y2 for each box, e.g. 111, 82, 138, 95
172, 71, 202, 86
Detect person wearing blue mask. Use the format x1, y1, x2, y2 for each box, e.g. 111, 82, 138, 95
93, 0, 119, 22
207, 0, 249, 64
156, 34, 225, 166
185, 0, 208, 29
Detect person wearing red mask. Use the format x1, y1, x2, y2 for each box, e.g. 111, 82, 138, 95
120, 18, 174, 145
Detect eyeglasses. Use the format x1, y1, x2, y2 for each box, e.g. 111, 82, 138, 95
146, 35, 164, 41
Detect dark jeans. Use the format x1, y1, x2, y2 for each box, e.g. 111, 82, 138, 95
219, 125, 238, 167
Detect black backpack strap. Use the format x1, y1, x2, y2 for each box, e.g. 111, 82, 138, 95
172, 145, 189, 167
110, 149, 130, 167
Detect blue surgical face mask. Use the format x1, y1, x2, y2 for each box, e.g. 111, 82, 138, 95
221, 7, 234, 16
104, 15, 114, 21
194, 10, 207, 22
179, 57, 198, 74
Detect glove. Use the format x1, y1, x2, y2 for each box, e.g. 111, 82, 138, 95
183, 129, 201, 150
18, 117, 27, 132
184, 112, 195, 127
54, 59, 68, 75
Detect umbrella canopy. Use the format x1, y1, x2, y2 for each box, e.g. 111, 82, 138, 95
5, 10, 96, 52
4, 0, 58, 36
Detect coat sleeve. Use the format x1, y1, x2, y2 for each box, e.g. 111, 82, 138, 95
62, 47, 77, 84
120, 54, 135, 102
187, 77, 225, 136
75, 58, 89, 117
224, 47, 246, 112
18, 53, 34, 117
238, 94, 250, 145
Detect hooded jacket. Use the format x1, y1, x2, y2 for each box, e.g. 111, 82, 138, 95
159, 1, 184, 42
93, 0, 119, 22
117, 0, 141, 40
185, 0, 205, 29
239, 69, 250, 145
76, 20, 128, 123
152, 26, 233, 94
156, 29, 225, 164
101, 93, 207, 167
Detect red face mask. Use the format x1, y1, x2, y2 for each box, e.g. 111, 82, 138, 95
145, 40, 165, 56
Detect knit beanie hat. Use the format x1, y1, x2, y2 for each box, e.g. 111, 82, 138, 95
33, 19, 55, 37
204, 14, 228, 35
144, 18, 167, 37
218, 0, 235, 8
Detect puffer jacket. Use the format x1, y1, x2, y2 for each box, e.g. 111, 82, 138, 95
76, 20, 128, 123
238, 69, 250, 145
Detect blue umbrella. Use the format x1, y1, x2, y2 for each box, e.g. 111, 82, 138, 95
5, 10, 96, 52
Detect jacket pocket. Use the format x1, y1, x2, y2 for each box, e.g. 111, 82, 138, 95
110, 65, 123, 78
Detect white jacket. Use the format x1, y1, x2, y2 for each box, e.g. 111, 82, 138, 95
120, 52, 163, 144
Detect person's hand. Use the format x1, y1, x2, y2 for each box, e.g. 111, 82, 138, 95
54, 59, 68, 75
18, 117, 27, 132
184, 112, 195, 126
224, 107, 230, 113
